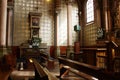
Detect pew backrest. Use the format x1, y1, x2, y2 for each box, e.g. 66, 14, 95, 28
32, 59, 48, 80
32, 58, 58, 80
58, 57, 119, 80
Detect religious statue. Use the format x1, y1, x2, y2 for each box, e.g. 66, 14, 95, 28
97, 27, 104, 39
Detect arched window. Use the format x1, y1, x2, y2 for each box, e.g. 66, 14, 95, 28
86, 0, 94, 23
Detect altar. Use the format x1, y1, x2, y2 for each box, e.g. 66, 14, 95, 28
20, 47, 47, 57
19, 43, 48, 64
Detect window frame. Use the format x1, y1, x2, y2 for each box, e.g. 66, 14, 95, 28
86, 0, 94, 24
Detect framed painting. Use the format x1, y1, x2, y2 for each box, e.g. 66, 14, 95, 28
30, 16, 40, 28
29, 12, 42, 28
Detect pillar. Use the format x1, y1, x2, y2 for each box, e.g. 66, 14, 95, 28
54, 0, 61, 58
0, 0, 7, 57
66, 0, 74, 58
7, 8, 13, 46
54, 12, 60, 58
66, 1, 72, 46
0, 0, 7, 47
103, 0, 111, 33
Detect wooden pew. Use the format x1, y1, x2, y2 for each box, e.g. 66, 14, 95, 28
32, 59, 58, 80
58, 57, 120, 80
0, 53, 16, 80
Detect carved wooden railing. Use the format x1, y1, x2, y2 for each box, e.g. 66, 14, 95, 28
80, 46, 107, 66
82, 41, 120, 73
105, 41, 120, 73
73, 40, 120, 74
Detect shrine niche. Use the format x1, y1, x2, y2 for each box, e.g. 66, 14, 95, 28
29, 12, 42, 48
29, 12, 42, 38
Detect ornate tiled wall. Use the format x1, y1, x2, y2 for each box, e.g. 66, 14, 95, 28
13, 0, 54, 46
13, 0, 78, 46
83, 23, 97, 46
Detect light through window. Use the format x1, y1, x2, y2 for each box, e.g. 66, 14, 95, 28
86, 0, 94, 23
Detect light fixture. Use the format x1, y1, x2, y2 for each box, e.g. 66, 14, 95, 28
46, 0, 51, 2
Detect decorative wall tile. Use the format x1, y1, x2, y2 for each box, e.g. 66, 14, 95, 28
83, 23, 97, 46
13, 0, 54, 46
13, 0, 78, 46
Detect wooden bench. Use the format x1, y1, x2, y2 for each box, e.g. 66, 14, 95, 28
58, 57, 120, 80
60, 65, 96, 80
0, 53, 16, 80
32, 59, 58, 80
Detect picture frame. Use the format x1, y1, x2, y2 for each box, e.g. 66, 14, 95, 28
29, 12, 42, 28
31, 28, 39, 37
30, 16, 40, 28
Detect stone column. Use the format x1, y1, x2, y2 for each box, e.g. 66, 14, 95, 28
54, 12, 60, 58
103, 0, 111, 33
66, 1, 72, 46
7, 8, 13, 46
0, 0, 7, 46
54, 0, 61, 58
0, 0, 7, 56
66, 0, 74, 58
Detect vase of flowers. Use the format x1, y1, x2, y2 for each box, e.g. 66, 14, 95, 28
31, 37, 42, 48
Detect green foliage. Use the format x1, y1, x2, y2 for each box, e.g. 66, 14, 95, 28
31, 37, 42, 47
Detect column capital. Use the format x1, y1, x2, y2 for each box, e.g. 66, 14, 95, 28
55, 0, 61, 14
65, 0, 74, 5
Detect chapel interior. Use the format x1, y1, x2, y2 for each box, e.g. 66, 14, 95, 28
0, 0, 120, 80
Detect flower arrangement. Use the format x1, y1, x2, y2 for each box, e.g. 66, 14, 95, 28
31, 37, 42, 48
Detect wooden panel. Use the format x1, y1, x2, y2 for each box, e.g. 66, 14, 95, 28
82, 47, 97, 65
49, 46, 55, 58
60, 46, 67, 55
74, 42, 80, 54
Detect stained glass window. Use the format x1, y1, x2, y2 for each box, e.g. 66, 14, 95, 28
86, 0, 94, 23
